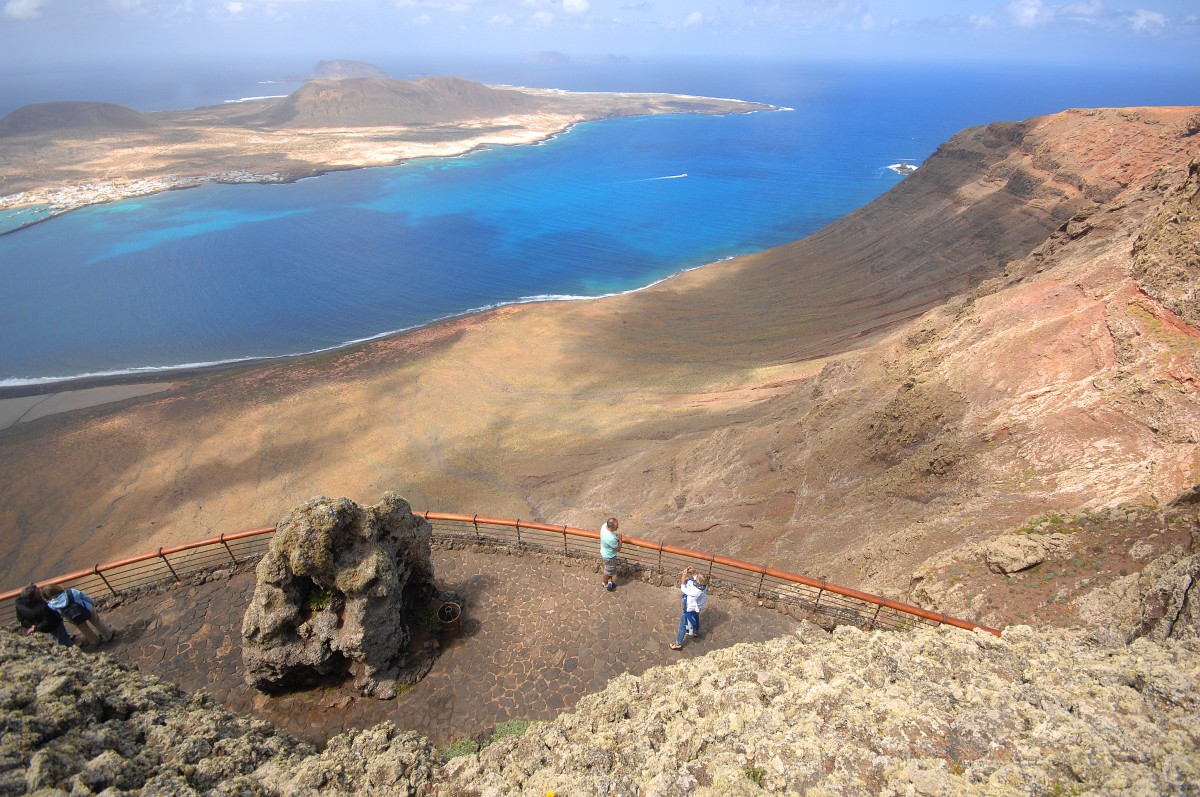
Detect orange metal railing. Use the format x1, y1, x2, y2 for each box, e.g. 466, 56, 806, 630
0, 512, 1000, 637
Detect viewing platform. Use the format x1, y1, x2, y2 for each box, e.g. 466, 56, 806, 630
89, 543, 800, 746
2, 512, 997, 748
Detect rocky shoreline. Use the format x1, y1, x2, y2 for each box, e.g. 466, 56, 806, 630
0, 170, 284, 232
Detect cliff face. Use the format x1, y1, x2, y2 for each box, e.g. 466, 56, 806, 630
4, 620, 1198, 795
564, 108, 1200, 620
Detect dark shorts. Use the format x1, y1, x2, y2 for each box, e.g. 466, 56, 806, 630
602, 556, 617, 576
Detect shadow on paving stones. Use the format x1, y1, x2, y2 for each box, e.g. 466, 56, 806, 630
442, 573, 497, 604
700, 607, 730, 635
105, 616, 154, 647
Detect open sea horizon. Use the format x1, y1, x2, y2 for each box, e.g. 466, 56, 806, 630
2, 57, 1198, 387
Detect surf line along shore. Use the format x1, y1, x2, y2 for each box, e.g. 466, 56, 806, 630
0, 79, 774, 229
0, 81, 776, 423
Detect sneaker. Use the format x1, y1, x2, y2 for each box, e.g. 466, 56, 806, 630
605, 582, 616, 591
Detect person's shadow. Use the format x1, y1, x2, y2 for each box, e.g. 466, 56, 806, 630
699, 607, 730, 638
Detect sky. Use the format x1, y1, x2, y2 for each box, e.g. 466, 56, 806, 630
1, 0, 1198, 69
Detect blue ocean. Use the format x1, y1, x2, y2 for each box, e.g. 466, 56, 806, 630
1, 58, 1197, 386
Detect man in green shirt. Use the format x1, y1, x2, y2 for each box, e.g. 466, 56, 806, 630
599, 517, 621, 591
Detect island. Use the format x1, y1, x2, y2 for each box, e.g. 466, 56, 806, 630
0, 75, 771, 229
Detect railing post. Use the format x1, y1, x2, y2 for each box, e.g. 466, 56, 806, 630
756, 567, 766, 598
562, 526, 568, 559
219, 533, 238, 566
868, 597, 884, 630
515, 519, 522, 545
95, 565, 119, 598
472, 515, 480, 540
159, 548, 181, 583
707, 554, 714, 581
814, 578, 826, 608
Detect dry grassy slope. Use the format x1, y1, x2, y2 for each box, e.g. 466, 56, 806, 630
0, 108, 1197, 636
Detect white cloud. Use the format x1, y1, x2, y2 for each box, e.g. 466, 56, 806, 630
225, 1, 243, 14
683, 9, 703, 26
487, 12, 513, 25
563, 0, 588, 13
3, 0, 47, 20
1129, 8, 1167, 29
971, 14, 998, 28
1007, 0, 1053, 27
530, 9, 553, 25
395, 0, 482, 10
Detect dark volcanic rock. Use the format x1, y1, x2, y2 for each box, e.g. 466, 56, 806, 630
1128, 553, 1200, 643
241, 493, 435, 699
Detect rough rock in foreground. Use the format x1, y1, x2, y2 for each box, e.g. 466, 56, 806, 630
241, 493, 435, 699
446, 623, 1200, 796
5, 617, 1199, 795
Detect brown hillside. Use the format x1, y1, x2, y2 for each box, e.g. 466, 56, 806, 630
0, 101, 159, 138
0, 107, 1196, 633
253, 76, 547, 128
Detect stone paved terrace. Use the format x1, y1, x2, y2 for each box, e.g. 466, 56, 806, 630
92, 542, 801, 747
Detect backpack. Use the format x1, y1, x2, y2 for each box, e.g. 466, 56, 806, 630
60, 590, 92, 623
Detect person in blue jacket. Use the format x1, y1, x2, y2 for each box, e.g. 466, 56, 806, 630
670, 566, 708, 650
44, 584, 115, 646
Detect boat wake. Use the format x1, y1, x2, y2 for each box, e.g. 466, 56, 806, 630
623, 173, 688, 183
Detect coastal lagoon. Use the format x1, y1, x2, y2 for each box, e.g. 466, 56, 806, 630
2, 59, 1197, 386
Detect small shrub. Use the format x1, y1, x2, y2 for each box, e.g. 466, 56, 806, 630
745, 764, 766, 785
491, 719, 531, 743
439, 737, 480, 760
304, 587, 331, 614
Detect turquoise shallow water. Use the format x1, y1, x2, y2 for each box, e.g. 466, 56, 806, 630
1, 59, 1197, 385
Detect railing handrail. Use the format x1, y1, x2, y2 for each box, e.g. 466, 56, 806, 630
0, 512, 1000, 637
421, 512, 998, 636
